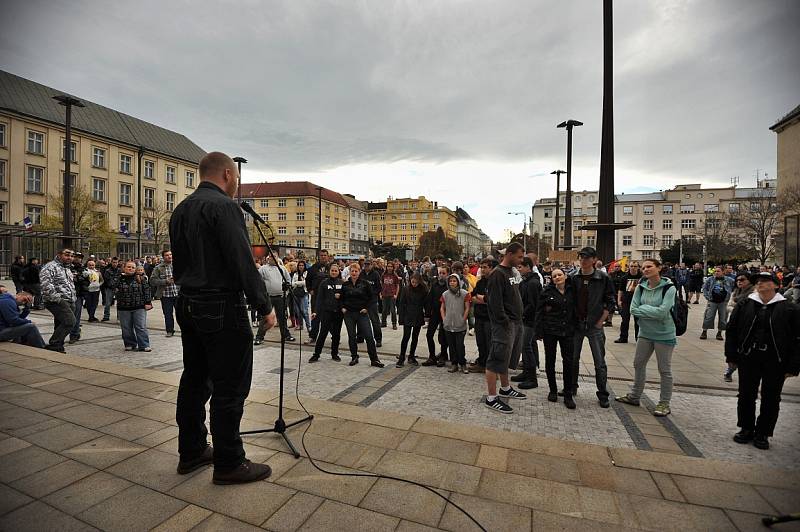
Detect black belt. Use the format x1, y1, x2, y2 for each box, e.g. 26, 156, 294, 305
180, 288, 243, 300
751, 343, 770, 352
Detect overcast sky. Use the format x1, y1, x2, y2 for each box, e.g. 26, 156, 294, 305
3, 0, 799, 241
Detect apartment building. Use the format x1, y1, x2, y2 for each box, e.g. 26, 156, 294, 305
531, 190, 599, 250
342, 193, 370, 257
455, 207, 483, 257
0, 70, 204, 259
771, 104, 800, 266
367, 195, 457, 251
240, 181, 351, 256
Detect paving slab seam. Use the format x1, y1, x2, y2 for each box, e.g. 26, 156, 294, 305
640, 393, 704, 458
606, 384, 652, 452
329, 369, 389, 402
358, 366, 418, 407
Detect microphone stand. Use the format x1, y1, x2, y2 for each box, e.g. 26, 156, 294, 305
240, 217, 312, 458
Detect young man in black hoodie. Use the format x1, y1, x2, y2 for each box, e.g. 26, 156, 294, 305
484, 243, 527, 414
362, 259, 383, 347
422, 266, 449, 367
513, 257, 541, 389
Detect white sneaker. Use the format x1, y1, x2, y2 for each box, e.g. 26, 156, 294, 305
124, 346, 134, 351
141, 347, 152, 352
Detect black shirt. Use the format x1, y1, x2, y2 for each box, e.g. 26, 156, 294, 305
472, 277, 489, 320
169, 181, 270, 312
486, 264, 523, 324
576, 273, 592, 320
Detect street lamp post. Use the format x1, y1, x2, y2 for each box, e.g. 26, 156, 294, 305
529, 220, 541, 258
508, 211, 527, 254
550, 170, 566, 250
53, 94, 85, 249
232, 156, 247, 205
557, 119, 583, 250
316, 186, 323, 260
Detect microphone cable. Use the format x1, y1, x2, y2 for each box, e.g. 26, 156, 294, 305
281, 285, 487, 532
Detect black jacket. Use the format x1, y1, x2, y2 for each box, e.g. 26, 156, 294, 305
169, 181, 270, 313
72, 264, 90, 297
725, 296, 800, 375
535, 283, 576, 337
472, 277, 489, 320
315, 276, 343, 314
341, 277, 372, 313
362, 269, 382, 303
115, 274, 152, 311
10, 261, 25, 283
398, 284, 427, 327
519, 272, 542, 326
22, 262, 41, 285
569, 268, 616, 325
102, 265, 121, 291
425, 279, 448, 319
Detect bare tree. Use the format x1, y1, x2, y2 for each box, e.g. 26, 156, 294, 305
143, 200, 172, 252
728, 186, 781, 264
40, 185, 116, 252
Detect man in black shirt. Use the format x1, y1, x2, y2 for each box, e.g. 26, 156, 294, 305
306, 249, 331, 343
362, 259, 383, 347
170, 152, 276, 485
468, 258, 494, 372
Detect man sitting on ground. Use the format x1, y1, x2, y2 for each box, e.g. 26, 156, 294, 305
0, 291, 46, 348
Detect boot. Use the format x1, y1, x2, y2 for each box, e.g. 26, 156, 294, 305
715, 331, 724, 341
421, 357, 437, 366
699, 330, 707, 340
396, 356, 405, 368
436, 355, 447, 367
212, 461, 271, 485
408, 356, 419, 366
518, 377, 538, 390
511, 371, 534, 382
564, 394, 576, 409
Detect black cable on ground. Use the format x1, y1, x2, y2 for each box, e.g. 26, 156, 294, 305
284, 303, 487, 532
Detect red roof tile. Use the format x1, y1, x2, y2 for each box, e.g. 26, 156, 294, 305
239, 181, 350, 207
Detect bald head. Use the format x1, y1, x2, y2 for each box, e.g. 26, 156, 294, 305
199, 151, 238, 198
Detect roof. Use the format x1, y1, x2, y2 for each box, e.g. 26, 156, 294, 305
770, 104, 800, 132
239, 181, 349, 207
614, 192, 665, 202
733, 187, 777, 199
0, 70, 206, 165
455, 207, 473, 222
341, 194, 368, 211
367, 202, 387, 210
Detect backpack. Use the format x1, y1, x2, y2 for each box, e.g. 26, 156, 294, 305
710, 281, 728, 304
637, 283, 688, 336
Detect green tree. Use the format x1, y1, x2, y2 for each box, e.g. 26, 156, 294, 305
370, 241, 411, 260
415, 227, 462, 260
659, 238, 703, 265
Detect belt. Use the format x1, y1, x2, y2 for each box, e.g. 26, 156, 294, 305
751, 343, 770, 352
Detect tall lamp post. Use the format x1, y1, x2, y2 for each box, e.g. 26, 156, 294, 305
529, 220, 541, 258
316, 186, 323, 260
233, 156, 247, 205
596, 0, 616, 262
53, 94, 84, 249
508, 211, 527, 254
557, 119, 583, 250
550, 169, 565, 250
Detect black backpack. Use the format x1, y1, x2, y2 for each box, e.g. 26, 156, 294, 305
637, 283, 688, 336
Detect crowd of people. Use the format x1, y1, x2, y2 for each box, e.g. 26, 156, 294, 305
3, 244, 799, 451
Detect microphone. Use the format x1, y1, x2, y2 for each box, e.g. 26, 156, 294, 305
240, 201, 269, 226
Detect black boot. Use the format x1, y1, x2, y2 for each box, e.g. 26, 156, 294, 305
408, 356, 419, 366
564, 394, 576, 409
518, 377, 538, 390
421, 357, 437, 366
511, 371, 534, 382
753, 434, 770, 450
733, 429, 754, 444
349, 356, 359, 366
396, 356, 405, 368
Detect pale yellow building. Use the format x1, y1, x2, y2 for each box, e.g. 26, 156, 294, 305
368, 195, 457, 251
240, 181, 351, 257
771, 104, 800, 266
0, 70, 204, 260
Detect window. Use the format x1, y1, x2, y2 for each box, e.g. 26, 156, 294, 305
119, 215, 132, 232
642, 250, 653, 260
0, 123, 5, 147
185, 170, 195, 187
143, 218, 154, 233
166, 166, 176, 184
587, 207, 597, 216
709, 192, 715, 197
623, 206, 633, 215
681, 219, 696, 229
728, 203, 740, 213
575, 196, 581, 203
573, 208, 582, 216
622, 251, 632, 258
277, 226, 287, 235
410, 223, 417, 230
260, 199, 268, 208
623, 235, 632, 246
27, 131, 44, 154
278, 199, 287, 208
643, 220, 653, 230
643, 205, 654, 215
120, 154, 132, 174
119, 183, 132, 206
92, 178, 106, 202
698, 193, 703, 198
704, 204, 719, 213
0, 202, 5, 223
296, 212, 305, 221
0, 160, 5, 189
144, 160, 155, 179
278, 212, 287, 221
324, 228, 330, 236
296, 240, 305, 248
544, 222, 552, 232
706, 219, 721, 229
662, 235, 673, 246
92, 147, 106, 168
750, 202, 759, 212
588, 195, 595, 202
25, 205, 44, 225
166, 192, 176, 211
144, 188, 155, 209
586, 236, 596, 246
26, 166, 44, 193
325, 215, 330, 223
680, 204, 695, 213
62, 140, 77, 162
662, 204, 673, 214
296, 227, 305, 235
663, 219, 673, 230
296, 198, 304, 207
574, 236, 582, 245
643, 235, 655, 246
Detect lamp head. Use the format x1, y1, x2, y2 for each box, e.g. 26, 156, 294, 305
232, 156, 248, 164
557, 119, 583, 128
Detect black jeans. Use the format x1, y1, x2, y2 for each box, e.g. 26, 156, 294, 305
400, 324, 422, 358
474, 317, 491, 367
618, 294, 639, 341
426, 315, 448, 360
343, 311, 378, 361
737, 351, 786, 437
367, 301, 382, 343
543, 334, 574, 395
445, 330, 467, 366
175, 292, 253, 470
45, 299, 76, 350
313, 311, 342, 357
258, 295, 290, 339
381, 297, 397, 326
85, 291, 100, 320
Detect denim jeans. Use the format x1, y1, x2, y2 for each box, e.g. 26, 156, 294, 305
293, 293, 311, 330
161, 297, 177, 334
571, 322, 609, 399
70, 295, 84, 340
102, 288, 115, 320
520, 324, 540, 372
118, 309, 150, 349
702, 301, 728, 331
175, 292, 254, 469
445, 330, 467, 366
85, 291, 100, 320
0, 322, 46, 348
629, 338, 674, 403
381, 297, 397, 326
343, 311, 378, 361
45, 299, 76, 350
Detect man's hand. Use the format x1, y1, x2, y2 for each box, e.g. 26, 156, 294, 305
334, 293, 341, 299
594, 320, 604, 329
360, 309, 368, 315
261, 309, 277, 330
311, 312, 317, 320
144, 304, 153, 311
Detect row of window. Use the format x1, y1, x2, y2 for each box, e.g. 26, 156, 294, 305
620, 202, 757, 216
257, 198, 347, 213
371, 212, 441, 221
273, 240, 348, 252
370, 223, 441, 232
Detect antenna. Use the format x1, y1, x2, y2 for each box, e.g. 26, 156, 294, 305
753, 168, 763, 184
730, 176, 739, 187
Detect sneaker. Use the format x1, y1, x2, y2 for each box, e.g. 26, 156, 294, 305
753, 434, 770, 450
308, 355, 320, 363
518, 380, 538, 390
252, 321, 259, 327
448, 364, 459, 373
331, 354, 341, 362
177, 445, 213, 474
212, 460, 272, 485
408, 356, 419, 366
396, 359, 405, 368
700, 330, 707, 340
598, 398, 610, 408
287, 336, 296, 342
124, 346, 134, 351
547, 392, 558, 402
101, 317, 110, 322
615, 394, 640, 406
436, 358, 446, 368
484, 397, 514, 414
370, 360, 385, 368
461, 365, 469, 374
653, 402, 671, 417
349, 357, 359, 366
498, 387, 527, 400
715, 331, 724, 341
87, 317, 99, 323
468, 329, 475, 336
723, 370, 733, 383
613, 338, 628, 344
166, 332, 174, 338
140, 347, 152, 352
253, 337, 263, 345
564, 395, 576, 409
421, 358, 437, 366
733, 429, 754, 444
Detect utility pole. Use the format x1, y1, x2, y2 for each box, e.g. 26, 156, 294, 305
233, 157, 247, 205
53, 94, 84, 249
550, 170, 565, 250
557, 121, 583, 250
317, 186, 323, 260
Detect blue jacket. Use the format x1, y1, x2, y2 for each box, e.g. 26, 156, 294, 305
0, 293, 30, 329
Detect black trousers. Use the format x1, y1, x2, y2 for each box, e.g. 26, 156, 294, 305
445, 330, 467, 366
400, 324, 422, 358
474, 317, 491, 367
737, 351, 786, 437
618, 294, 639, 341
543, 334, 574, 395
258, 295, 290, 340
367, 301, 382, 343
426, 315, 448, 360
313, 310, 342, 357
343, 311, 378, 361
175, 292, 253, 470
45, 299, 76, 350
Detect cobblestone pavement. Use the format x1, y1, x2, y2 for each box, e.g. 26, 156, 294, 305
18, 294, 800, 471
